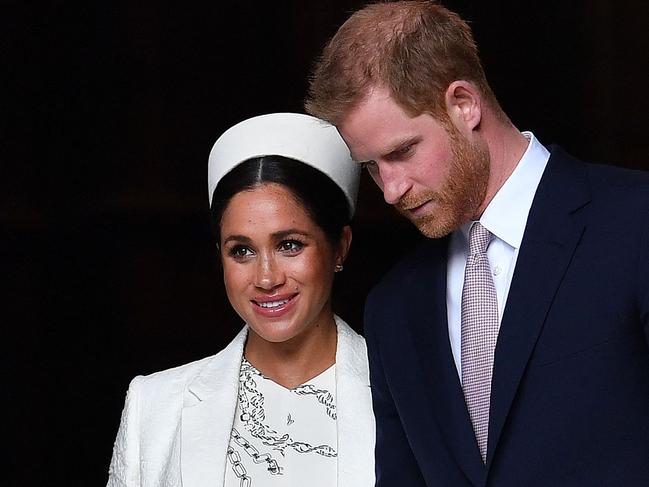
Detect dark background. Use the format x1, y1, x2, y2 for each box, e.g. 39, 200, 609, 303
5, 1, 649, 485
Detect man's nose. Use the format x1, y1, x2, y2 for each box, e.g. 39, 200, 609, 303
376, 162, 409, 205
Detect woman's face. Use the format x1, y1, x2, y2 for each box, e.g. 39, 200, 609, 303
219, 183, 349, 345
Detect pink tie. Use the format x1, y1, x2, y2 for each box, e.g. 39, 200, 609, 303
461, 222, 498, 463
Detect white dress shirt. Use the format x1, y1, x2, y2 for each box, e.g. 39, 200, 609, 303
446, 132, 550, 379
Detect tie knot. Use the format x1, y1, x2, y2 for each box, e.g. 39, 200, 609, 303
468, 222, 492, 256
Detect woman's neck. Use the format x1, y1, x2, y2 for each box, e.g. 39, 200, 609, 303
244, 314, 338, 389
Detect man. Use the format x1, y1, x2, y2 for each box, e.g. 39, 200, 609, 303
306, 2, 649, 486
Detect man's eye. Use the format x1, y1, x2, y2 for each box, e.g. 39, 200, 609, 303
392, 144, 414, 158
383, 142, 418, 162
361, 160, 378, 171
278, 240, 304, 253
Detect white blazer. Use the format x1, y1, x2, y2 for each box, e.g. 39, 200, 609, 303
107, 316, 375, 487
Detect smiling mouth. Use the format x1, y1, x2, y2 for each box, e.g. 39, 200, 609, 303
256, 298, 290, 309
252, 294, 298, 309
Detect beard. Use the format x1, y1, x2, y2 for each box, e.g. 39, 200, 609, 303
396, 129, 490, 238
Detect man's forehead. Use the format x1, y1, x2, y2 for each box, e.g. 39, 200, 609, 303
339, 121, 422, 164
337, 127, 371, 163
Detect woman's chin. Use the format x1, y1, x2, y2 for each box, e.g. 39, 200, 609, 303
248, 319, 303, 344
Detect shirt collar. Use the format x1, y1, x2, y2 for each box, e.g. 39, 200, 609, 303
460, 131, 550, 249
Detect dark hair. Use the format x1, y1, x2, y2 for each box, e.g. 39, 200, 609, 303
210, 156, 351, 247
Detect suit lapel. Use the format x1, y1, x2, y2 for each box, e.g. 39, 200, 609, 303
180, 327, 247, 487
408, 238, 486, 486
335, 317, 376, 487
487, 149, 590, 466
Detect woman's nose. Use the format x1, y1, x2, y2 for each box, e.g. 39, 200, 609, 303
254, 253, 285, 290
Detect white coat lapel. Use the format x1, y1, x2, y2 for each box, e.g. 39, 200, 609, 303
180, 327, 247, 487
335, 317, 376, 487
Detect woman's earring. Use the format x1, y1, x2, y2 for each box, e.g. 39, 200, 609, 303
334, 263, 344, 273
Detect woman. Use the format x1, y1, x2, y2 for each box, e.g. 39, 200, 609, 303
107, 113, 375, 487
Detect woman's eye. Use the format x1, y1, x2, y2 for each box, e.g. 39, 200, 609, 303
278, 240, 304, 253
228, 245, 253, 259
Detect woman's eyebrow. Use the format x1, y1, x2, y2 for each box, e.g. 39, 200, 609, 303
222, 235, 252, 245
271, 229, 310, 240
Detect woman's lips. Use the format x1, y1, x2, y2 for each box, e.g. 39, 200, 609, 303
251, 293, 299, 317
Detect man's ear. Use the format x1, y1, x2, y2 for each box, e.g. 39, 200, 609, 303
444, 80, 482, 133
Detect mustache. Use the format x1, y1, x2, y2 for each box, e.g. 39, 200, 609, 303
396, 191, 439, 212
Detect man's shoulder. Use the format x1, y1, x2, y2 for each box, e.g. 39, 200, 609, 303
588, 163, 649, 200
543, 147, 649, 222
579, 157, 649, 215
550, 146, 649, 191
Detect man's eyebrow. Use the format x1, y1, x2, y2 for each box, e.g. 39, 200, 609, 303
352, 135, 420, 162
382, 136, 420, 158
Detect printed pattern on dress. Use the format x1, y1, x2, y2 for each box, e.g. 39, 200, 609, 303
225, 358, 337, 486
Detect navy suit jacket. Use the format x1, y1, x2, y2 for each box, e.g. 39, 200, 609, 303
364, 147, 649, 486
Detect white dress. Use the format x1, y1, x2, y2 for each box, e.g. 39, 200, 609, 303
224, 358, 337, 487
106, 317, 375, 487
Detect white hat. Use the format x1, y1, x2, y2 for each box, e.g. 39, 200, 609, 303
208, 113, 360, 216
